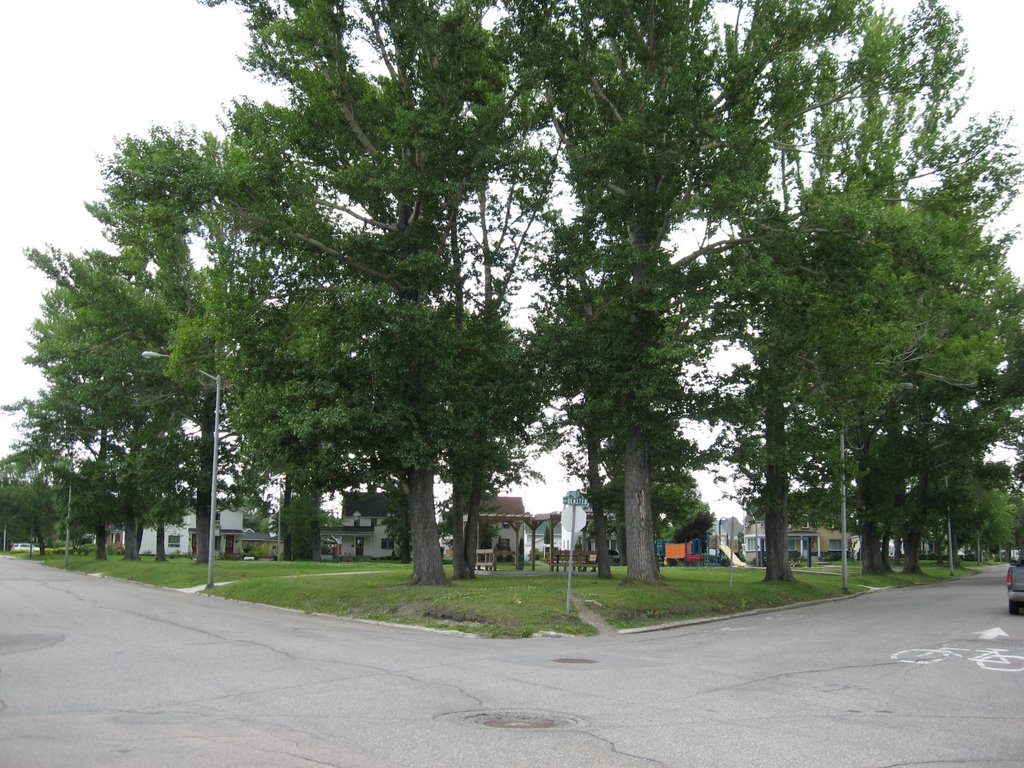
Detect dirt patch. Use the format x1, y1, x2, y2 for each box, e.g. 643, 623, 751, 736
421, 605, 486, 624
572, 598, 618, 636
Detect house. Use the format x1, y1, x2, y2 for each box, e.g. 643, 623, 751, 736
742, 519, 857, 566
242, 528, 280, 559
138, 521, 190, 557
138, 509, 246, 558
320, 493, 397, 559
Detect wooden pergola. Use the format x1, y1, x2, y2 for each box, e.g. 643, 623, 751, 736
479, 497, 552, 570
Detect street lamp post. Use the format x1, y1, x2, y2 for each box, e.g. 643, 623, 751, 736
143, 351, 221, 590
840, 429, 848, 594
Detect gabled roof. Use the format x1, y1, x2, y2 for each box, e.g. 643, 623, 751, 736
242, 529, 278, 543
479, 496, 535, 526
342, 492, 390, 518
482, 496, 525, 517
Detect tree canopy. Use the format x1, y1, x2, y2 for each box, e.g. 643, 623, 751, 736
11, 0, 1024, 581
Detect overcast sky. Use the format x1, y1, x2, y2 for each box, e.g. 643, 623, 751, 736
2, 0, 1021, 517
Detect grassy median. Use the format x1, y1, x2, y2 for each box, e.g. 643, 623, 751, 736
24, 552, 975, 638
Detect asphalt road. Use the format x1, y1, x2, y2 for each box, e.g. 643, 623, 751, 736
1, 557, 1022, 768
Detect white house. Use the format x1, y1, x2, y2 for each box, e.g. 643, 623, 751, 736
139, 509, 246, 558
139, 521, 190, 557
320, 493, 397, 559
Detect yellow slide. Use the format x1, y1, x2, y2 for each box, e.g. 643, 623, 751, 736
718, 542, 747, 567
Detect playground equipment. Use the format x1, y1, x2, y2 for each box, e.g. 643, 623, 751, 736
659, 536, 747, 567
717, 541, 747, 568
663, 540, 707, 566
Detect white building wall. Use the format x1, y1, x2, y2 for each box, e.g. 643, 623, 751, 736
139, 509, 247, 557
139, 521, 191, 556
219, 509, 244, 530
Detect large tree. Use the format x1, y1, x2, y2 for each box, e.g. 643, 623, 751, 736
516, 0, 869, 580
18, 127, 232, 565
22, 245, 186, 561
199, 0, 549, 584
710, 0, 1022, 579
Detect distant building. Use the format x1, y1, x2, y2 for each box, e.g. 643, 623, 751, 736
743, 519, 858, 566
320, 492, 396, 559
138, 509, 246, 558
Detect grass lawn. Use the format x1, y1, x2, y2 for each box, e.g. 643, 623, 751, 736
25, 552, 978, 638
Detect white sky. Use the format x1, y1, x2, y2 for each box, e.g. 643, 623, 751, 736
1, 0, 1021, 519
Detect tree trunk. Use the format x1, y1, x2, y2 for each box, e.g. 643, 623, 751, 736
880, 532, 891, 572
452, 479, 482, 580
308, 487, 322, 559
763, 397, 794, 583
623, 426, 659, 581
123, 514, 140, 560
95, 523, 108, 560
586, 431, 612, 579
155, 524, 166, 561
406, 467, 448, 585
451, 486, 468, 578
465, 481, 481, 573
398, 500, 412, 564
858, 519, 889, 575
902, 529, 923, 574
33, 523, 47, 556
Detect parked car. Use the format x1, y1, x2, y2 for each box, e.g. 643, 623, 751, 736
1008, 553, 1024, 616
10, 543, 34, 553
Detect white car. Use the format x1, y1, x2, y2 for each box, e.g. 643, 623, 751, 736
10, 543, 34, 553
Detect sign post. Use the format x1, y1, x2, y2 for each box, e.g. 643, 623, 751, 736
562, 491, 589, 612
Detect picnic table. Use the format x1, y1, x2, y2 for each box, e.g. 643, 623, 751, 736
549, 549, 599, 572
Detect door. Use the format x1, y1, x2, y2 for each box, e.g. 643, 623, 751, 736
355, 537, 364, 557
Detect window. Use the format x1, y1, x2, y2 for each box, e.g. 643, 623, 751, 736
829, 539, 842, 552
380, 538, 395, 551
168, 534, 181, 548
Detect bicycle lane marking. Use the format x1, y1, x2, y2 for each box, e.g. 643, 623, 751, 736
967, 648, 1024, 672
891, 646, 1024, 672
891, 647, 968, 665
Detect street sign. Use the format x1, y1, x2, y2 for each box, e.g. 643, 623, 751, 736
562, 491, 588, 508
561, 491, 590, 613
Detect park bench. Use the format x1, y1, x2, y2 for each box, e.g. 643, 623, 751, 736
550, 549, 599, 572
475, 548, 495, 571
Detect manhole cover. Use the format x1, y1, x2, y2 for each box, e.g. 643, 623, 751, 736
448, 710, 583, 730
480, 716, 560, 729
553, 657, 597, 664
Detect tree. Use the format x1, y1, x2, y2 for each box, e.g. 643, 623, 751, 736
711, 0, 1022, 579
90, 129, 232, 566
0, 456, 59, 554
197, 0, 550, 584
16, 126, 236, 566
516, 0, 868, 581
21, 245, 184, 561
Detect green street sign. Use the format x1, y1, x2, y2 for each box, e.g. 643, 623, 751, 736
562, 491, 588, 507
